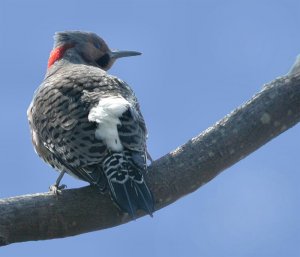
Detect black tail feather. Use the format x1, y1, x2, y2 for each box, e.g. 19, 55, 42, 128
102, 151, 154, 218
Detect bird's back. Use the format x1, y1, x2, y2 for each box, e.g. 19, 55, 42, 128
28, 63, 154, 217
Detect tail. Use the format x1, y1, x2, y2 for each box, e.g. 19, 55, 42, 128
102, 151, 154, 218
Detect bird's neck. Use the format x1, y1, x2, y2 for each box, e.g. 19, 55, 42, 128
47, 44, 75, 68
45, 46, 89, 78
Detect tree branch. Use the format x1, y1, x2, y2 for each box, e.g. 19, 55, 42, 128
1, 71, 300, 246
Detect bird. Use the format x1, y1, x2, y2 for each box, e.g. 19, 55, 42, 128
27, 31, 154, 218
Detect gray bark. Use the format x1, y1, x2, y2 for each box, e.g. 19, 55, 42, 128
1, 71, 300, 246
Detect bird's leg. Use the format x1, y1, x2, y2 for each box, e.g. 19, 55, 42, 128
49, 170, 67, 195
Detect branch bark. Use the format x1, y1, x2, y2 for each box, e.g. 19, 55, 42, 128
1, 71, 300, 246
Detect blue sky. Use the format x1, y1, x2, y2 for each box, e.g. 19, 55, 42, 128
1, 0, 300, 256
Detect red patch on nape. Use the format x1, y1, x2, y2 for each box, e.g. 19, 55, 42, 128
47, 44, 74, 68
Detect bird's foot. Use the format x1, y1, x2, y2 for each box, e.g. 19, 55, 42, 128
49, 184, 67, 195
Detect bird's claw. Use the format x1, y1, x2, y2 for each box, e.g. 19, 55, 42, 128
49, 184, 67, 195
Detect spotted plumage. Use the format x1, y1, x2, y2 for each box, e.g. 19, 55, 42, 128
27, 31, 154, 217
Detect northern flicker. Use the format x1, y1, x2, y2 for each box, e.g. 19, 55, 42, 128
27, 31, 154, 217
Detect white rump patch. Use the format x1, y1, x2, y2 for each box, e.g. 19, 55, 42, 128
88, 96, 130, 151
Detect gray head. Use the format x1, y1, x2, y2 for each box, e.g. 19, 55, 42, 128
47, 31, 141, 70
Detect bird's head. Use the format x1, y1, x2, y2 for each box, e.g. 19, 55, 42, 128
47, 31, 141, 70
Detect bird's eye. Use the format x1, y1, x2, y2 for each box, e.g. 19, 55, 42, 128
93, 41, 101, 49
96, 53, 110, 68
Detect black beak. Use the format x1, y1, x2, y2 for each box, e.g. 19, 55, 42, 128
109, 50, 142, 59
